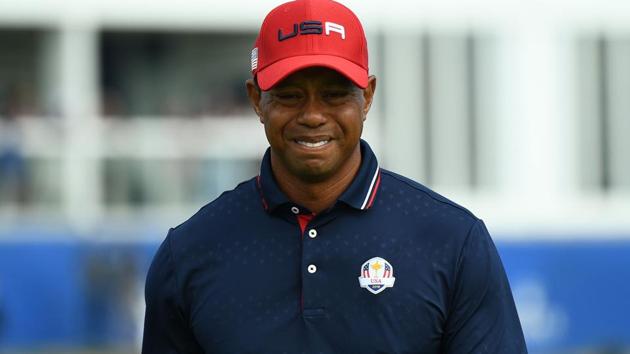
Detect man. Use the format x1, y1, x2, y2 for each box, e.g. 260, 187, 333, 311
142, 0, 527, 353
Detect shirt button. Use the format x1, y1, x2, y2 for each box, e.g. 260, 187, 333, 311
291, 206, 300, 214
308, 229, 317, 238
307, 264, 317, 274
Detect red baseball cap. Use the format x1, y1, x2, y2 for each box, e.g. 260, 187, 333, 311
251, 0, 369, 91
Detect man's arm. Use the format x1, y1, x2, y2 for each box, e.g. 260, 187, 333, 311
142, 229, 203, 354
441, 220, 528, 353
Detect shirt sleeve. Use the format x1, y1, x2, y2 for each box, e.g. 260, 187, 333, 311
142, 229, 204, 354
442, 219, 528, 354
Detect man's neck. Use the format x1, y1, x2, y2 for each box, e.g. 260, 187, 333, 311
271, 147, 361, 214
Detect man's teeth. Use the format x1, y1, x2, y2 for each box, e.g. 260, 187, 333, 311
297, 140, 329, 148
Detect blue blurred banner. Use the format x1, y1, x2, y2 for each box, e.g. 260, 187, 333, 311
0, 231, 629, 353
501, 239, 630, 353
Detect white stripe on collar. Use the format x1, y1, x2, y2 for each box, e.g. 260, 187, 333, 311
360, 166, 380, 210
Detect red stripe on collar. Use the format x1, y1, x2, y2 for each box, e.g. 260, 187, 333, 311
365, 171, 381, 209
256, 175, 269, 211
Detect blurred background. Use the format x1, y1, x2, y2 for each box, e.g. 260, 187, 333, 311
0, 0, 629, 353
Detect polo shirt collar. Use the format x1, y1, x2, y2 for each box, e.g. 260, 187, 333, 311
256, 148, 290, 212
338, 140, 381, 210
256, 139, 381, 213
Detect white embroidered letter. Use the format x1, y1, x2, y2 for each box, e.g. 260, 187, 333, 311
325, 22, 345, 39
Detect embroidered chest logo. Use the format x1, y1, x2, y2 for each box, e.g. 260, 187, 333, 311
358, 257, 396, 294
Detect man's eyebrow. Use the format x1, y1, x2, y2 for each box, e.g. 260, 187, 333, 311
271, 77, 355, 90
331, 83, 356, 90
324, 77, 355, 88
271, 81, 299, 90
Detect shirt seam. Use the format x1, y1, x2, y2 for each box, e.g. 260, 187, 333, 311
445, 218, 482, 329
165, 229, 187, 323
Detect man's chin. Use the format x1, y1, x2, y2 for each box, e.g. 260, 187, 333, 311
291, 162, 335, 183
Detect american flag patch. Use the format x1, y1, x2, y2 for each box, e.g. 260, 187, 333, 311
383, 263, 391, 278
251, 47, 258, 71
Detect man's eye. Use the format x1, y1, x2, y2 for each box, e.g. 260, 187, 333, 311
274, 93, 301, 100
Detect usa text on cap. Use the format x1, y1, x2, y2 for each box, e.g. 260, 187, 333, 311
251, 0, 369, 91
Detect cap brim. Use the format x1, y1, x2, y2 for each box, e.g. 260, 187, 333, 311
257, 55, 368, 91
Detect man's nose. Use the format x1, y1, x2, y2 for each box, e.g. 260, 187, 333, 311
297, 96, 327, 127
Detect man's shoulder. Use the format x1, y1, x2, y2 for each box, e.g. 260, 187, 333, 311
168, 177, 259, 240
378, 169, 486, 250
378, 168, 479, 224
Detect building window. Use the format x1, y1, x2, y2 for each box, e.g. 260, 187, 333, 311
577, 35, 630, 191
100, 31, 257, 118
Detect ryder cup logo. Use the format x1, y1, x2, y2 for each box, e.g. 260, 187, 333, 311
358, 257, 396, 294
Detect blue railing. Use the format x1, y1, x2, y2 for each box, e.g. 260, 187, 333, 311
0, 230, 629, 353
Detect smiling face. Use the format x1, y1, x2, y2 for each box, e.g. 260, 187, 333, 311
247, 67, 376, 184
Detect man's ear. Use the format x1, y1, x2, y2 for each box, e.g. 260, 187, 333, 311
362, 75, 377, 120
246, 79, 264, 123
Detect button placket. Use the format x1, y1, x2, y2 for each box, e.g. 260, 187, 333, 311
301, 220, 326, 313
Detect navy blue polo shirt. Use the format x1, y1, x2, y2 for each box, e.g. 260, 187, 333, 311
143, 140, 527, 354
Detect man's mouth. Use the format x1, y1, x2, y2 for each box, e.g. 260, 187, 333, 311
295, 140, 330, 148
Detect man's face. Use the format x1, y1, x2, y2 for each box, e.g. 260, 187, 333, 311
247, 67, 376, 182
